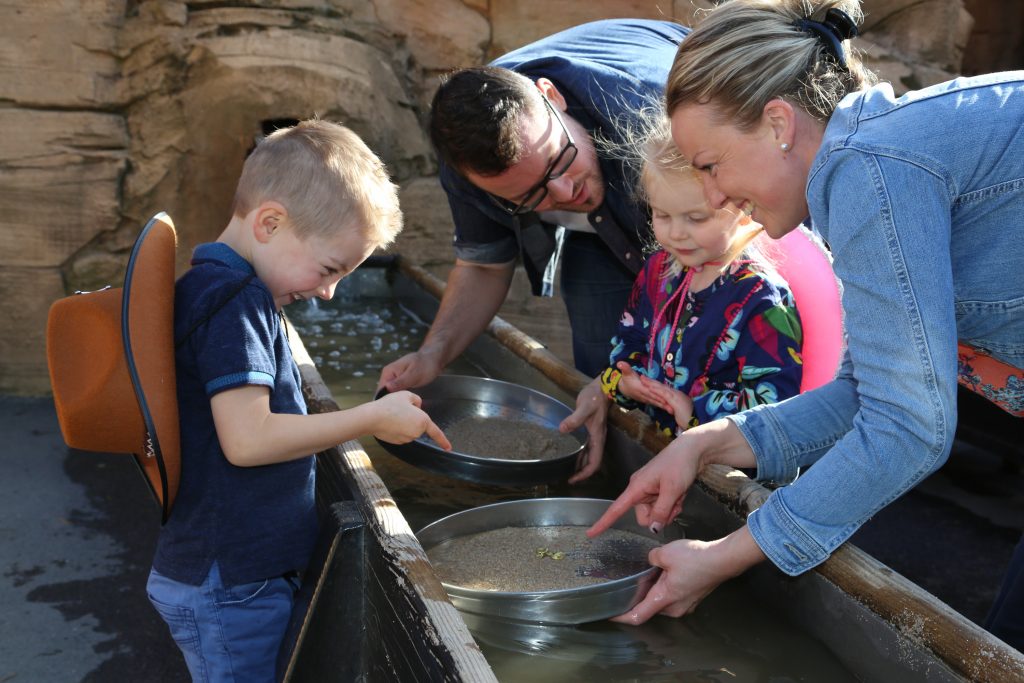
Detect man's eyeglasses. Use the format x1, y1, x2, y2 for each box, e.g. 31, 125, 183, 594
490, 96, 578, 216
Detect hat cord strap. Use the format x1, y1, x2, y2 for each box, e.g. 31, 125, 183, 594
174, 274, 256, 348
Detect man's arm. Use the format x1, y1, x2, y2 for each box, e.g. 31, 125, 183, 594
379, 258, 515, 391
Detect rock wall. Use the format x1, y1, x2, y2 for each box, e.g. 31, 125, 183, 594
1, 1, 128, 394
2, 0, 1020, 394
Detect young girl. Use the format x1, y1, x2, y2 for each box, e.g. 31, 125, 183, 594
598, 119, 803, 436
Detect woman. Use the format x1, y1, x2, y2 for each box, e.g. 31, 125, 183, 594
589, 0, 1024, 646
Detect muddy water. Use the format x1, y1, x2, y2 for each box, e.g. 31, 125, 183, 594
288, 268, 858, 683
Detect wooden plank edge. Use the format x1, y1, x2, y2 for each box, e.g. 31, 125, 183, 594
286, 315, 497, 683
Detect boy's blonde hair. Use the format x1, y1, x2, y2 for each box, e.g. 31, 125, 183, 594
613, 107, 764, 278
231, 119, 403, 247
666, 0, 875, 129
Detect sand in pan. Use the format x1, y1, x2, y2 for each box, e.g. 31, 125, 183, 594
443, 415, 580, 460
426, 525, 660, 592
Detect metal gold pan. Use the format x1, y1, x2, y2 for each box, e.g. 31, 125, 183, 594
416, 498, 684, 625
375, 375, 587, 486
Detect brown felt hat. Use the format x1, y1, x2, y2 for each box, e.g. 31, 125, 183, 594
47, 212, 180, 523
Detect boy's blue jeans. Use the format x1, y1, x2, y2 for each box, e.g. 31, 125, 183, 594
147, 563, 300, 682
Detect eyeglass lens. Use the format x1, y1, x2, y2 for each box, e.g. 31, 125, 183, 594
490, 96, 578, 216
516, 144, 578, 213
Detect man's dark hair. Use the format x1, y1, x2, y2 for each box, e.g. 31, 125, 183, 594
429, 66, 540, 177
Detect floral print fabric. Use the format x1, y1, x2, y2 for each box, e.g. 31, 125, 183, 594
958, 343, 1024, 416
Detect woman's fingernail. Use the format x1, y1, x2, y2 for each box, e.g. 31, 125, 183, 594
649, 522, 663, 534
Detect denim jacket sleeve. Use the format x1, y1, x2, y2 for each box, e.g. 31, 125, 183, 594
731, 147, 960, 575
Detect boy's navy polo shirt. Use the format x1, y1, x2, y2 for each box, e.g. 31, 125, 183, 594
440, 19, 690, 295
154, 242, 317, 587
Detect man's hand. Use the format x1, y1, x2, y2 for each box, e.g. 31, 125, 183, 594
377, 259, 516, 393
560, 378, 611, 484
378, 350, 445, 393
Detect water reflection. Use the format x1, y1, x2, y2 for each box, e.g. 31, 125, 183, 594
465, 577, 857, 682
462, 614, 655, 665
288, 268, 858, 683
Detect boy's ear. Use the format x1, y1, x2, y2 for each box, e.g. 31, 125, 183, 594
252, 201, 288, 244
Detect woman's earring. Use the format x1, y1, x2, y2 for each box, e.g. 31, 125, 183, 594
780, 142, 791, 152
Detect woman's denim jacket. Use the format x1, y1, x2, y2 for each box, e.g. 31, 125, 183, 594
730, 73, 1024, 575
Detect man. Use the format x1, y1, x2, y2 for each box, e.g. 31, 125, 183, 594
380, 19, 688, 397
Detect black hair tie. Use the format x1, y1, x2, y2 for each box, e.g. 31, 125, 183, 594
794, 8, 859, 70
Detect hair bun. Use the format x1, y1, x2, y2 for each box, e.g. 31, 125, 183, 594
794, 8, 859, 70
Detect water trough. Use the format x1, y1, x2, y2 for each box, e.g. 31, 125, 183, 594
279, 255, 1024, 682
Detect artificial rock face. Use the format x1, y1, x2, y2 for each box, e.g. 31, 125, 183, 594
2, 0, 1014, 393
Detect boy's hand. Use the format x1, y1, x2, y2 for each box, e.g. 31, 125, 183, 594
371, 391, 451, 450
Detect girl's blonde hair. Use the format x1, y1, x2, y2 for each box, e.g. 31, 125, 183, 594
610, 106, 767, 278
666, 0, 875, 129
232, 119, 403, 247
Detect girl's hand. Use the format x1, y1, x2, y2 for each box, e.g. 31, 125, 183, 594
615, 362, 675, 412
611, 527, 767, 625
634, 378, 694, 430
669, 391, 695, 431
370, 391, 451, 449
560, 378, 611, 484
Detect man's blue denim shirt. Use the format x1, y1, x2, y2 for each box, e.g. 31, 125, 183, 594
732, 73, 1024, 575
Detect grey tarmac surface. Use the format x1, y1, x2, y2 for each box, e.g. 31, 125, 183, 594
0, 395, 188, 682
1, 393, 1021, 681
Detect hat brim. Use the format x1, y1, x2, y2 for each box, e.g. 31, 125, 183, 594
122, 213, 180, 523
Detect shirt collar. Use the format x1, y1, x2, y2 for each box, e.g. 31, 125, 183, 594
190, 242, 255, 275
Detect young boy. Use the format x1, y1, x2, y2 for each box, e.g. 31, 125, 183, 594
146, 119, 449, 682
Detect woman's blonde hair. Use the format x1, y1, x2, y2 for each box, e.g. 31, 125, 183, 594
232, 119, 403, 247
608, 106, 766, 278
666, 0, 875, 129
